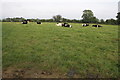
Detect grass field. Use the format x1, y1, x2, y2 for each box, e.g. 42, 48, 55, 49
2, 22, 119, 78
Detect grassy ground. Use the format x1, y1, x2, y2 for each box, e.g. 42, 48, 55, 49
2, 22, 119, 78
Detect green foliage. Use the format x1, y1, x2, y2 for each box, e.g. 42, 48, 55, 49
27, 19, 36, 22
1, 12, 118, 25
2, 22, 119, 78
81, 10, 99, 23
105, 19, 117, 25
2, 17, 25, 22
99, 19, 105, 24
116, 12, 120, 25
53, 15, 62, 22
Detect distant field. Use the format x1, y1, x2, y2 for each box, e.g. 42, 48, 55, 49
2, 22, 119, 78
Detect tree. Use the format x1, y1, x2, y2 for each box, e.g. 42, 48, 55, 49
45, 19, 54, 22
5, 18, 12, 22
2, 17, 26, 22
116, 12, 120, 25
91, 17, 99, 23
105, 19, 117, 25
53, 15, 62, 22
81, 10, 98, 23
100, 19, 105, 24
62, 18, 68, 22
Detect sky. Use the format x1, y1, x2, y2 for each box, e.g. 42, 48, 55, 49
1, 0, 119, 20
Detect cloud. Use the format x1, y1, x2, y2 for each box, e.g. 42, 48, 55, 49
1, 0, 119, 20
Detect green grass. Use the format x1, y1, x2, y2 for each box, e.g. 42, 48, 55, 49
2, 22, 119, 78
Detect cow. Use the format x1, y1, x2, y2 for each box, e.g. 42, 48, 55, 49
56, 23, 72, 28
37, 21, 42, 24
62, 23, 72, 28
82, 23, 89, 27
56, 23, 62, 26
92, 24, 102, 27
22, 20, 28, 24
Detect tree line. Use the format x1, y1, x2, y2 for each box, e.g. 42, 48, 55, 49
1, 10, 119, 25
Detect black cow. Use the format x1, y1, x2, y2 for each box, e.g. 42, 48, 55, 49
37, 21, 42, 24
92, 24, 102, 27
62, 23, 72, 28
22, 20, 28, 24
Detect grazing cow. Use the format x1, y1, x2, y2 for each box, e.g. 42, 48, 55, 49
62, 23, 72, 28
22, 20, 28, 24
56, 23, 62, 26
92, 24, 102, 27
37, 21, 42, 24
82, 23, 89, 27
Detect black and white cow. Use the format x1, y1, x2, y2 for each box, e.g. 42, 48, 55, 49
56, 23, 62, 26
62, 23, 72, 28
92, 24, 102, 27
37, 21, 42, 24
22, 20, 28, 24
82, 23, 89, 27
56, 23, 72, 28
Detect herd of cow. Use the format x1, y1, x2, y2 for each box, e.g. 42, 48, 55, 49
22, 20, 102, 28
82, 23, 102, 27
22, 20, 42, 24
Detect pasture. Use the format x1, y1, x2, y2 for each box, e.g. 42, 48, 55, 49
2, 22, 119, 78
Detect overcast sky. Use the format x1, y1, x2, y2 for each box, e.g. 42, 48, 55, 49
1, 0, 119, 20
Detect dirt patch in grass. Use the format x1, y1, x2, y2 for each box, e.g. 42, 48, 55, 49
3, 67, 81, 78
3, 67, 103, 78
